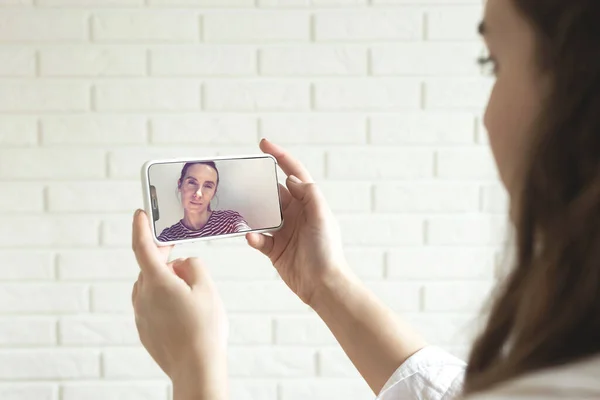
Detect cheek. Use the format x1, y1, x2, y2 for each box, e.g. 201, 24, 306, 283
484, 82, 513, 185
183, 186, 196, 197
483, 78, 538, 194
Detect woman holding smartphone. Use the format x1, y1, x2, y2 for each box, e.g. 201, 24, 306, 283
131, 0, 600, 398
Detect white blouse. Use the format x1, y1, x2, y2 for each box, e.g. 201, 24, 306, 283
376, 346, 600, 400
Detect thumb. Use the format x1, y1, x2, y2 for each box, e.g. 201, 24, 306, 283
246, 232, 274, 257
286, 175, 320, 204
172, 258, 212, 288
286, 175, 326, 221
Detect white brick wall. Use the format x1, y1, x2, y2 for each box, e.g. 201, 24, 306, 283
0, 1, 504, 399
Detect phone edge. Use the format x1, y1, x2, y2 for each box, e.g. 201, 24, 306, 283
140, 154, 284, 247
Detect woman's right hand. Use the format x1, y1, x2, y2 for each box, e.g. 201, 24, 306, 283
248, 140, 427, 395
246, 139, 354, 306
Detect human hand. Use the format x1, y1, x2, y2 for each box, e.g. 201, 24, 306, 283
246, 139, 354, 307
131, 210, 228, 400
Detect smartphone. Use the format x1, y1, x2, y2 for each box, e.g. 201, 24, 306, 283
141, 154, 284, 246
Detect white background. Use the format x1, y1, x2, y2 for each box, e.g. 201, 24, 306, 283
0, 1, 510, 399
148, 157, 282, 236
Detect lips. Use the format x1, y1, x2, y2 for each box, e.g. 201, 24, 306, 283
190, 201, 203, 206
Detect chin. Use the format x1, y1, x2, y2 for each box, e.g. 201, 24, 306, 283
505, 186, 521, 227
187, 203, 205, 211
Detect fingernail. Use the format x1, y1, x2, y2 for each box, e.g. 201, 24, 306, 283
288, 175, 301, 184
134, 209, 142, 217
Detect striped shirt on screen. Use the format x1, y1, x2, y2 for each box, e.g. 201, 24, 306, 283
157, 210, 251, 242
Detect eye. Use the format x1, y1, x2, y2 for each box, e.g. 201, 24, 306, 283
477, 55, 498, 76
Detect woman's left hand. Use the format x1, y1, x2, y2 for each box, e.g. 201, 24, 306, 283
131, 210, 229, 400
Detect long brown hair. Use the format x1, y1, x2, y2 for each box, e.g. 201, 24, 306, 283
464, 0, 600, 393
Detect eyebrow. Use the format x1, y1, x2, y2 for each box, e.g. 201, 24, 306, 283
478, 21, 486, 36
187, 176, 215, 185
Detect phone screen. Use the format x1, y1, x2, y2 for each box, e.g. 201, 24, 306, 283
146, 156, 283, 243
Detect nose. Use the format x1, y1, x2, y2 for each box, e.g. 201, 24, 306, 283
195, 188, 202, 198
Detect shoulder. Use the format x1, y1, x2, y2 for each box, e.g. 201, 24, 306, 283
377, 346, 466, 400
213, 210, 244, 221
466, 354, 600, 400
158, 221, 184, 239
160, 221, 183, 234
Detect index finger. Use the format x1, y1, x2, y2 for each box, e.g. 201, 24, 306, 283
260, 138, 313, 183
132, 209, 171, 278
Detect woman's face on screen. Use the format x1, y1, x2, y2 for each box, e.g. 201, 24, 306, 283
178, 164, 218, 213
